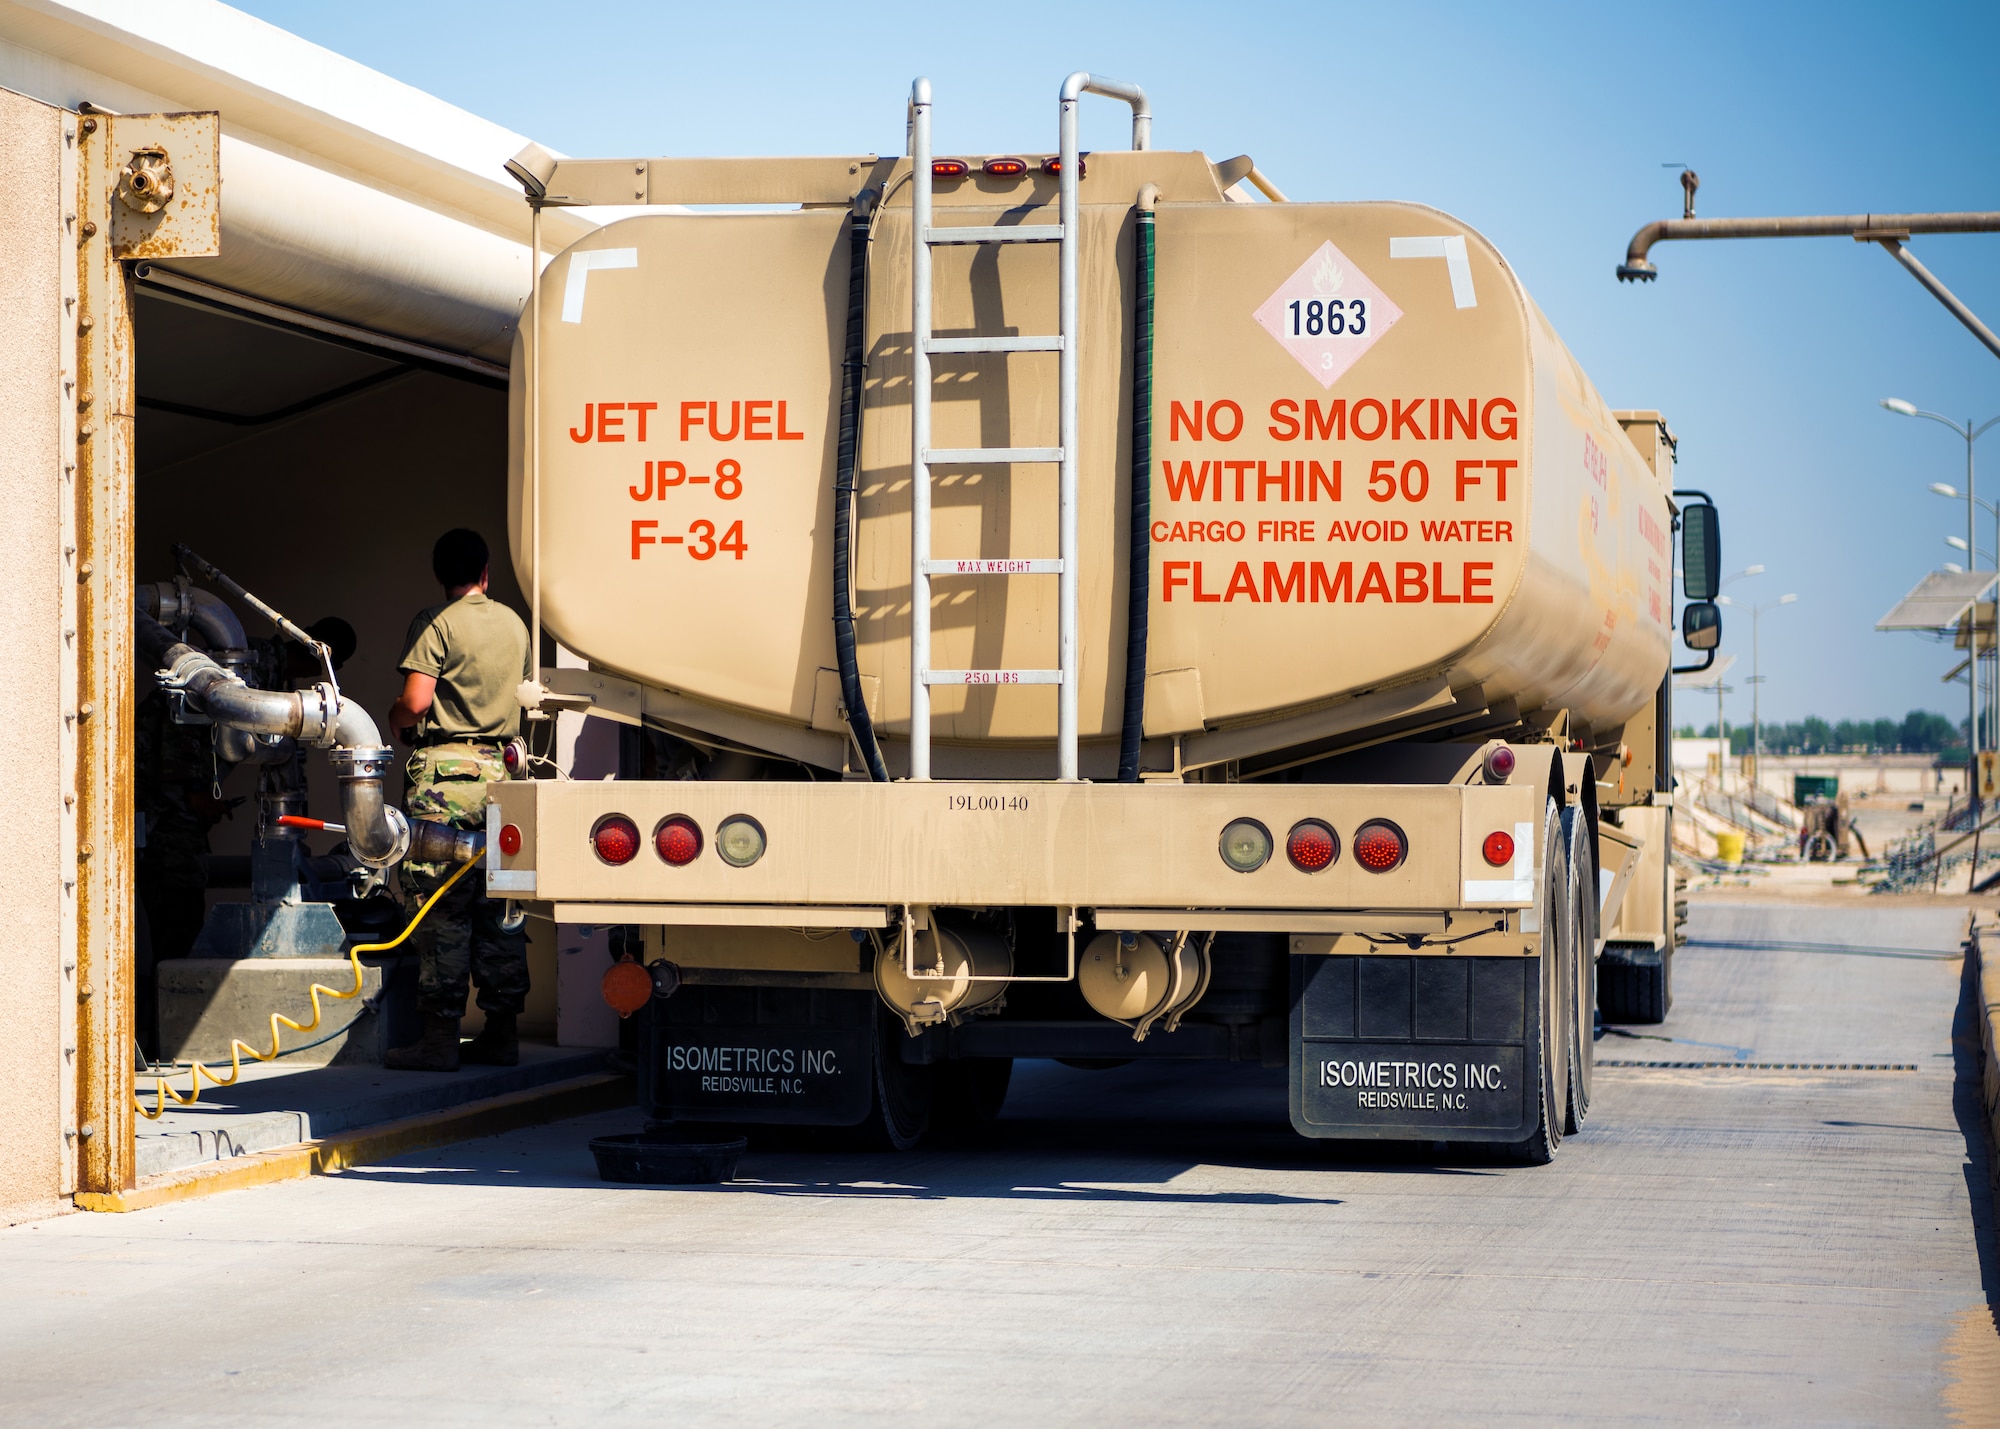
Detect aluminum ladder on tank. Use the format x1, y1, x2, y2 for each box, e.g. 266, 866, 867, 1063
905, 73, 1150, 783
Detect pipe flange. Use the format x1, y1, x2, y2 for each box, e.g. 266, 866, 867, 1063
352, 806, 411, 870
327, 743, 396, 780
297, 682, 340, 747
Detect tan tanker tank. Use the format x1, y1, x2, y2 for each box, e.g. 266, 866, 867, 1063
511, 157, 1672, 769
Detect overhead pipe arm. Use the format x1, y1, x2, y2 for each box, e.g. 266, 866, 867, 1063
1616, 209, 2000, 361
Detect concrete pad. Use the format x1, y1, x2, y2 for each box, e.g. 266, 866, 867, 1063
133, 1041, 612, 1179
2, 902, 1994, 1425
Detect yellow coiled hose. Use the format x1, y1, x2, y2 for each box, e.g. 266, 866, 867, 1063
137, 858, 478, 1120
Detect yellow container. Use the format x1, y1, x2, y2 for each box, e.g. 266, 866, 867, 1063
1714, 831, 1744, 864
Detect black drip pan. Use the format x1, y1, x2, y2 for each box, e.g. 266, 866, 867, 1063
589, 1128, 747, 1185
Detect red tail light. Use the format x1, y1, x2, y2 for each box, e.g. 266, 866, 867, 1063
983, 157, 1027, 177
498, 823, 523, 857
1483, 745, 1516, 782
1353, 820, 1407, 872
932, 159, 969, 178
592, 814, 640, 865
1482, 830, 1515, 867
655, 815, 703, 866
1286, 820, 1338, 872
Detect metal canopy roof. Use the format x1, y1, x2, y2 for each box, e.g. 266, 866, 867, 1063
1875, 570, 2000, 631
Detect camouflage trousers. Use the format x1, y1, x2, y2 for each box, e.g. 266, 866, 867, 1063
404, 743, 527, 1019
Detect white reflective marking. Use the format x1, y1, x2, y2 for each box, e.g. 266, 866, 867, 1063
561, 247, 639, 323
1514, 820, 1534, 880
1389, 234, 1477, 308
1464, 878, 1534, 904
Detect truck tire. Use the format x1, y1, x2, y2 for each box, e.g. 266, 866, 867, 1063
853, 1011, 933, 1151
932, 1057, 1013, 1132
1561, 807, 1595, 1135
1599, 943, 1671, 1024
1513, 800, 1568, 1165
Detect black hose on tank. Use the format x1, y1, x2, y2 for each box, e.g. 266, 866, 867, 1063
833, 204, 889, 782
1117, 204, 1157, 782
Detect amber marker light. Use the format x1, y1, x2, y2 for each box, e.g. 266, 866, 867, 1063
1286, 820, 1338, 872
591, 814, 641, 866
655, 815, 703, 867
1353, 820, 1408, 872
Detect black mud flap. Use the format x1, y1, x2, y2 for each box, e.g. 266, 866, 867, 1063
640, 985, 877, 1127
1289, 955, 1539, 1142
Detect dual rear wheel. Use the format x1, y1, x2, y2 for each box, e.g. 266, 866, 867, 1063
1515, 800, 1596, 1164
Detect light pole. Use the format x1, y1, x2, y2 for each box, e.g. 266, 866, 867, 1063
1887, 401, 2000, 791
1712, 565, 1766, 786
1726, 593, 1797, 799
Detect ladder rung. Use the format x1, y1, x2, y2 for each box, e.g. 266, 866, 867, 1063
922, 670, 1064, 686
923, 446, 1061, 464
923, 335, 1064, 355
921, 558, 1063, 575
923, 225, 1063, 246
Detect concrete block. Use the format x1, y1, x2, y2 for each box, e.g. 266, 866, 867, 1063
156, 956, 417, 1066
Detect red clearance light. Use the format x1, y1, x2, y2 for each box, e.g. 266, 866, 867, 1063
655, 815, 703, 867
1483, 745, 1516, 782
1482, 830, 1515, 867
1286, 820, 1338, 872
498, 823, 523, 857
591, 814, 640, 866
1040, 155, 1086, 177
1353, 820, 1408, 873
983, 157, 1027, 177
932, 159, 969, 179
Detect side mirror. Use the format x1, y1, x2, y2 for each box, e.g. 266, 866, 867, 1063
1682, 600, 1721, 651
1680, 503, 1721, 600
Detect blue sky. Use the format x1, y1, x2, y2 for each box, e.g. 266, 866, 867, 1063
240, 0, 2000, 725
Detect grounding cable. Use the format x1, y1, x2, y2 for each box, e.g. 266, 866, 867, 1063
136, 859, 478, 1120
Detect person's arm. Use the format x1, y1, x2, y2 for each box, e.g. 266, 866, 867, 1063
388, 671, 437, 747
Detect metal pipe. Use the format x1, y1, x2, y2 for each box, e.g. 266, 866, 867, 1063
909, 78, 935, 782
136, 610, 423, 869
1875, 239, 2000, 362
136, 581, 246, 653
1245, 167, 1289, 203
1617, 211, 2000, 279
1055, 77, 1093, 781
1060, 72, 1152, 150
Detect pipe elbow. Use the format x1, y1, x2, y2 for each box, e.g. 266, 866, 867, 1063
332, 696, 384, 750
327, 745, 410, 868
1617, 221, 1668, 281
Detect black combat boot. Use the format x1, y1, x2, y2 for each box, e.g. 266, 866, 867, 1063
461, 1010, 519, 1067
383, 1013, 462, 1072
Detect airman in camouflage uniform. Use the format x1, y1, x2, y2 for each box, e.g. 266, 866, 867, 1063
384, 528, 532, 1072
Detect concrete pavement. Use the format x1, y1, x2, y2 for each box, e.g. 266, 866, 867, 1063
1, 901, 1994, 1425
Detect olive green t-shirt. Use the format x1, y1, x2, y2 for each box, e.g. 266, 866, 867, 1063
399, 590, 531, 742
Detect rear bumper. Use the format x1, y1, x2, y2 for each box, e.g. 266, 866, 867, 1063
486, 777, 1539, 920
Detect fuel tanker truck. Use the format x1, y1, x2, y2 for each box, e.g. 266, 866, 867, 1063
487, 74, 1723, 1160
